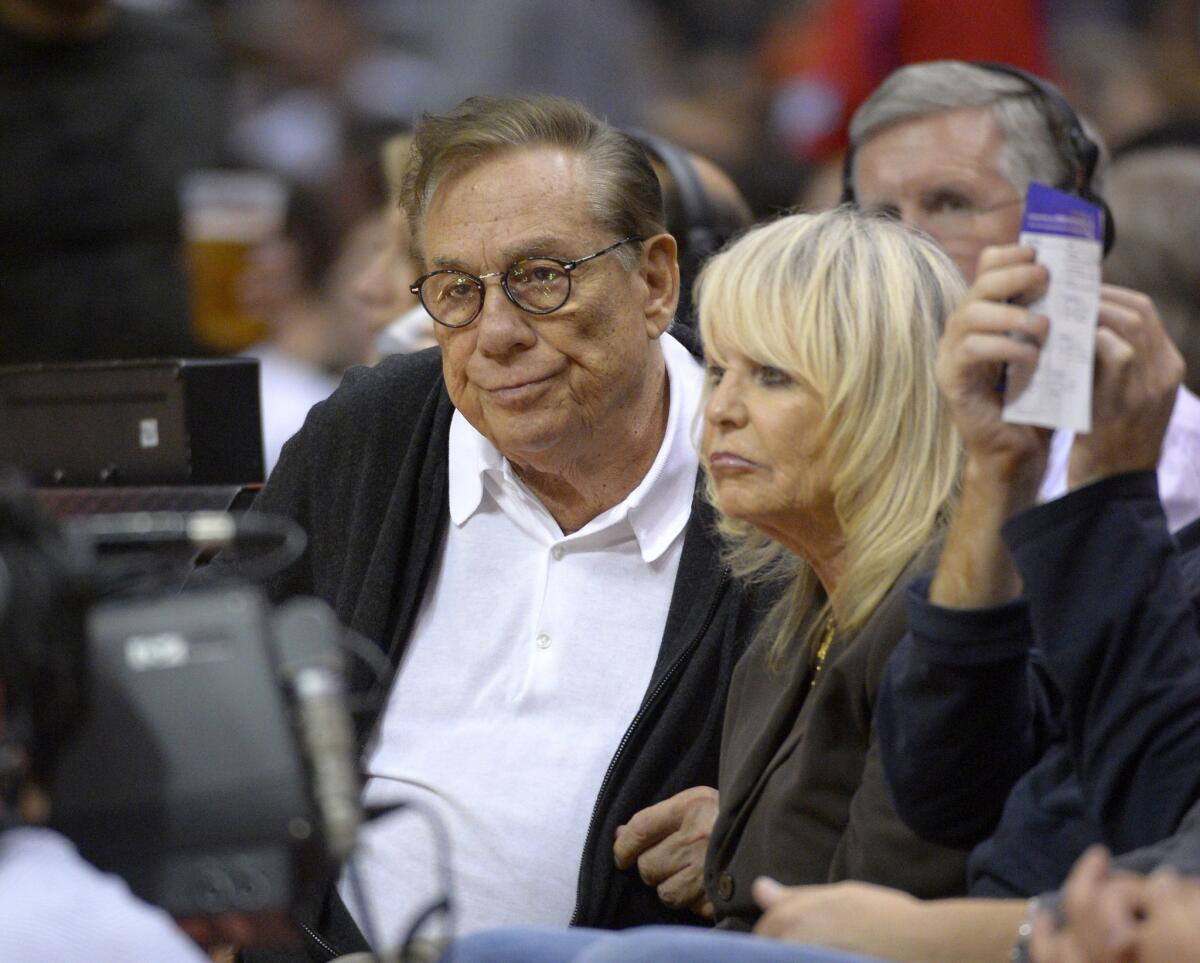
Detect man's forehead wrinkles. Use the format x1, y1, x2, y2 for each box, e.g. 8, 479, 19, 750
427, 232, 592, 273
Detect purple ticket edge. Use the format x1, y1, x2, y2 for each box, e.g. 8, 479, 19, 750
1020, 182, 1103, 242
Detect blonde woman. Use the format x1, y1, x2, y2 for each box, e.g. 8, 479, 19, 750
444, 206, 971, 962
691, 204, 969, 926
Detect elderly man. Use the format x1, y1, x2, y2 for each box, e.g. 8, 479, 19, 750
237, 95, 752, 961
844, 60, 1200, 531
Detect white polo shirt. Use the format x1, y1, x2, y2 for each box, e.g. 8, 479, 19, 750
342, 332, 704, 942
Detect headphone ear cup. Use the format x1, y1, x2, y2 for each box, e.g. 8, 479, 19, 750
687, 224, 718, 265
1089, 191, 1117, 255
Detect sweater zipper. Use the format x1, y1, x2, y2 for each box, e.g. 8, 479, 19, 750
568, 572, 728, 926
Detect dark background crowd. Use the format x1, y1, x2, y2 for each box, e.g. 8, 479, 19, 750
6, 0, 1200, 377
8, 4, 1200, 963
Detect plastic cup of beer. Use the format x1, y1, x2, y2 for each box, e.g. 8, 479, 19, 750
181, 170, 288, 353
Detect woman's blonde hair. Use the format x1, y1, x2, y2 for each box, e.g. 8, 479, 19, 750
696, 206, 965, 666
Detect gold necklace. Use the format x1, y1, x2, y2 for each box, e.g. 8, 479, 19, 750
811, 614, 837, 688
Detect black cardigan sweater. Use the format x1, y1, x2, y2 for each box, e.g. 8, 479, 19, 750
240, 341, 757, 960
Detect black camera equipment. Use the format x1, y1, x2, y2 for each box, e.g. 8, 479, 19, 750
0, 357, 264, 488
6, 505, 367, 950
0, 356, 456, 958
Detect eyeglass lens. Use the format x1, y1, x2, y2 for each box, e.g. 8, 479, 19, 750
420, 258, 571, 327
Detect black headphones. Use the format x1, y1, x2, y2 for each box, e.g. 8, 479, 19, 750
629, 129, 722, 269
840, 62, 1116, 254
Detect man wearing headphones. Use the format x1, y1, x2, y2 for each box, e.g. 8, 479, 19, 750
0, 477, 206, 961
841, 59, 1200, 532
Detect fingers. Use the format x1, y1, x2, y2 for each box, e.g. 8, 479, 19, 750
613, 797, 681, 869
947, 301, 1050, 345
1030, 910, 1075, 963
753, 876, 786, 911
636, 831, 700, 887
1099, 286, 1184, 383
1092, 874, 1145, 957
752, 879, 818, 940
976, 243, 1038, 277
1096, 299, 1143, 346
1145, 867, 1186, 904
969, 260, 1050, 308
613, 786, 718, 871
1071, 286, 1182, 485
653, 861, 706, 911
949, 329, 1044, 371
1063, 846, 1111, 911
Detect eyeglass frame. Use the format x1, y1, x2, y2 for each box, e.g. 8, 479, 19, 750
409, 235, 643, 329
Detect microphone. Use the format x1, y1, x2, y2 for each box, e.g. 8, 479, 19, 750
271, 598, 362, 863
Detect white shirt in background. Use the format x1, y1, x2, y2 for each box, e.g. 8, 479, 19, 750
244, 344, 341, 475
1041, 385, 1200, 531
0, 826, 207, 963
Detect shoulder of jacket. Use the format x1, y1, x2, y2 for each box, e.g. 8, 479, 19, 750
312, 348, 447, 427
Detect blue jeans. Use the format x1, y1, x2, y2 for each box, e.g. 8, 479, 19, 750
440, 925, 886, 963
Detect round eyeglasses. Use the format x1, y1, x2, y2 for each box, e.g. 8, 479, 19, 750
410, 235, 642, 329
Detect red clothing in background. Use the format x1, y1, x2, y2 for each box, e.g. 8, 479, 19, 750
763, 0, 1053, 160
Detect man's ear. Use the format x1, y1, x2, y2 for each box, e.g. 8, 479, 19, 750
640, 233, 680, 338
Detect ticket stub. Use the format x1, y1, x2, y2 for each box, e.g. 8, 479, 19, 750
1002, 182, 1104, 433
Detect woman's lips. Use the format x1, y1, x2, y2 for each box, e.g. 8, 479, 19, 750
708, 451, 759, 472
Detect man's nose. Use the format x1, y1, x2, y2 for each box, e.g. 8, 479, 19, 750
474, 276, 537, 355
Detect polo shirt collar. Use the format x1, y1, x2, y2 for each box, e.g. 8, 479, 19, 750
446, 331, 704, 563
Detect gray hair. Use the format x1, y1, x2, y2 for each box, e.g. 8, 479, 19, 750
400, 94, 665, 269
849, 61, 1094, 195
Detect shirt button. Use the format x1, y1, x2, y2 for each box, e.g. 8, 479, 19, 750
551, 546, 564, 560
535, 633, 552, 649
717, 873, 735, 901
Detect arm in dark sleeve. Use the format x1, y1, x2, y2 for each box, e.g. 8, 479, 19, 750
876, 577, 1050, 848
1111, 795, 1200, 878
200, 376, 330, 605
1004, 471, 1200, 853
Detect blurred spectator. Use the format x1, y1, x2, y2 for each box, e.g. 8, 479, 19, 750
0, 0, 228, 363
761, 0, 1052, 164
327, 205, 422, 360
355, 134, 436, 360
1053, 20, 1169, 149
357, 0, 661, 126
240, 189, 375, 473
1104, 145, 1200, 395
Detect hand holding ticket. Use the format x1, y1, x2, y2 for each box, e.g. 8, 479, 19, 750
1002, 183, 1105, 433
